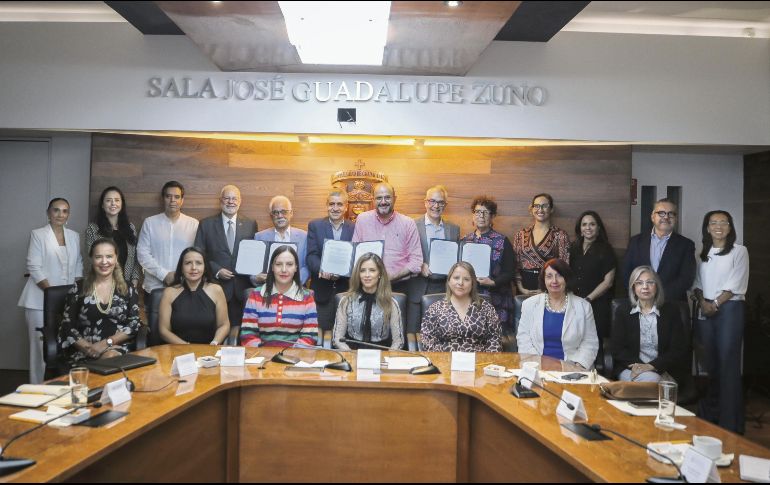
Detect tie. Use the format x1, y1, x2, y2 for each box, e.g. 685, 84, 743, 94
227, 220, 235, 254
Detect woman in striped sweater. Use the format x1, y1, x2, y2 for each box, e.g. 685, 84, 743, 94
240, 245, 318, 347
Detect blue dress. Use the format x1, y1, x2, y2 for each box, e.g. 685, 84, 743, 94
542, 308, 565, 360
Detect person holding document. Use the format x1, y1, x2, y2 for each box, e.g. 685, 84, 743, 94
158, 247, 230, 345
240, 246, 318, 347
421, 262, 502, 352
253, 196, 309, 285
460, 196, 515, 332
352, 182, 422, 295
58, 238, 142, 369
516, 258, 599, 370
407, 185, 460, 333
307, 189, 355, 332
333, 253, 403, 351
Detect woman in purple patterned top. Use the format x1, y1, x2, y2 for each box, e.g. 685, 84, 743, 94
460, 196, 515, 332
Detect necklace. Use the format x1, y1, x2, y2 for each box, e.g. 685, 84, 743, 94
545, 293, 569, 314
93, 280, 115, 314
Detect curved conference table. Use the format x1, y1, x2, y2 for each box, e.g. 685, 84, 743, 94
2, 345, 768, 483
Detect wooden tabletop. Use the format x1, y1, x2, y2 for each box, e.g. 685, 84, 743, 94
1, 345, 768, 483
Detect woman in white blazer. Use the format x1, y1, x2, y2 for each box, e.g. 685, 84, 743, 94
516, 258, 599, 369
17, 198, 83, 383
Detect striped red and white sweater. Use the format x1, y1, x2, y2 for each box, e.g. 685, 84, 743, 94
240, 283, 318, 347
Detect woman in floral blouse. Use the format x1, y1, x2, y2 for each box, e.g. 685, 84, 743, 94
58, 238, 142, 369
421, 262, 502, 352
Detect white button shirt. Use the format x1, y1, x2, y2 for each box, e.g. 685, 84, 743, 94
137, 212, 199, 292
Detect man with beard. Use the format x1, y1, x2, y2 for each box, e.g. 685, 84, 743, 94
352, 182, 422, 294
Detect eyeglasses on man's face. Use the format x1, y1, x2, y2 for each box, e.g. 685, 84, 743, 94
271, 209, 292, 217
425, 199, 446, 208
654, 211, 677, 219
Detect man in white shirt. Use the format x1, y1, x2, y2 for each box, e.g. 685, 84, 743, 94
137, 181, 199, 316
253, 195, 309, 285
194, 185, 257, 339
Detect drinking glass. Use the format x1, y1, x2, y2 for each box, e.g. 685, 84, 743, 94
69, 367, 89, 405
657, 381, 677, 425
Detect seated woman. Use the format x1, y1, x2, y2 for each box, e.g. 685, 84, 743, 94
58, 238, 142, 368
158, 247, 230, 345
516, 258, 599, 369
421, 262, 503, 352
333, 253, 403, 351
611, 266, 687, 383
240, 245, 318, 347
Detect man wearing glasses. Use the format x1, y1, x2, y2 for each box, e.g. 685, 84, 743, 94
623, 198, 695, 302
407, 185, 460, 332
254, 195, 310, 285
194, 185, 257, 336
352, 182, 423, 295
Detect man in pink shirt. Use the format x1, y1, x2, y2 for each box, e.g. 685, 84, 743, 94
352, 182, 423, 294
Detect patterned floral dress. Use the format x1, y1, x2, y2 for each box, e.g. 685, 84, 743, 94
421, 299, 503, 352
512, 225, 570, 290
58, 283, 142, 368
460, 230, 515, 331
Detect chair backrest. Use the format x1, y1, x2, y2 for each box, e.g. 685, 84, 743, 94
334, 292, 408, 350
513, 294, 528, 334
147, 288, 165, 346
42, 284, 73, 370
420, 293, 445, 329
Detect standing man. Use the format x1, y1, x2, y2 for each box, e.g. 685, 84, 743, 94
407, 185, 460, 333
306, 189, 355, 332
254, 195, 309, 285
137, 181, 199, 317
623, 198, 696, 302
352, 182, 422, 295
194, 185, 257, 341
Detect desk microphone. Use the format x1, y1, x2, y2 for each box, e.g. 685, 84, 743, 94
0, 401, 104, 477
268, 339, 352, 372
512, 376, 574, 411
588, 424, 687, 483
339, 338, 441, 375
119, 366, 136, 392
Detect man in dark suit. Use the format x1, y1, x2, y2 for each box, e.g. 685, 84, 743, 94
623, 198, 695, 302
407, 185, 460, 333
306, 189, 355, 332
194, 185, 257, 340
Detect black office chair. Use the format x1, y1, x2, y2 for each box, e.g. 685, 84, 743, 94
325, 292, 412, 350
146, 288, 165, 346
43, 284, 148, 378
42, 284, 74, 379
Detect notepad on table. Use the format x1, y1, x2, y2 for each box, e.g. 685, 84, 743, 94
0, 385, 71, 408
740, 455, 770, 483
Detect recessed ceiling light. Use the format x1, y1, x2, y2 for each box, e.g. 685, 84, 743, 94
279, 1, 391, 65
444, 1, 463, 7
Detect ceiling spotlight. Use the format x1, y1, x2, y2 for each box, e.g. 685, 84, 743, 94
444, 1, 463, 7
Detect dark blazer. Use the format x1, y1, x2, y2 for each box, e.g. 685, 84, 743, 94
407, 216, 461, 304
622, 232, 695, 302
610, 301, 689, 383
194, 213, 257, 302
306, 217, 355, 303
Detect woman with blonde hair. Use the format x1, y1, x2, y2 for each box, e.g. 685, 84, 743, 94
333, 253, 403, 351
421, 261, 502, 352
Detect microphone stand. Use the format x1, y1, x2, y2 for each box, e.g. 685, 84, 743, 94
589, 424, 687, 483
0, 401, 104, 477
268, 339, 352, 372
339, 338, 441, 375
512, 376, 575, 411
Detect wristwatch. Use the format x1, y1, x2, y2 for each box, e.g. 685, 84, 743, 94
106, 338, 114, 347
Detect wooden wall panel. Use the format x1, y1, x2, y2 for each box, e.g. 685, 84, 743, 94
90, 134, 631, 252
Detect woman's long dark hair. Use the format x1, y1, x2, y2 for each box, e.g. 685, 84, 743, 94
173, 247, 214, 288
95, 186, 136, 245
573, 210, 610, 246
700, 210, 736, 262
263, 245, 302, 307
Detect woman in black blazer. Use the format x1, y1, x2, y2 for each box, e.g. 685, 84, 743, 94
611, 265, 688, 383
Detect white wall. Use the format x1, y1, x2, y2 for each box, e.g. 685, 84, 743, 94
631, 151, 744, 247
0, 23, 768, 144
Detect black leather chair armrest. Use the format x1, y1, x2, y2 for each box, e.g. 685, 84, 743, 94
135, 325, 148, 350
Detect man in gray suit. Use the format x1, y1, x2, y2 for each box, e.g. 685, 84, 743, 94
253, 195, 310, 285
194, 185, 257, 340
407, 185, 460, 333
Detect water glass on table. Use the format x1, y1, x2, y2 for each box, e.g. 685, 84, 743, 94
69, 367, 89, 405
657, 380, 677, 425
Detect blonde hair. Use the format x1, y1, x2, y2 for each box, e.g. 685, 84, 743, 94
83, 238, 128, 297
628, 265, 665, 307
445, 262, 482, 307
347, 253, 393, 324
